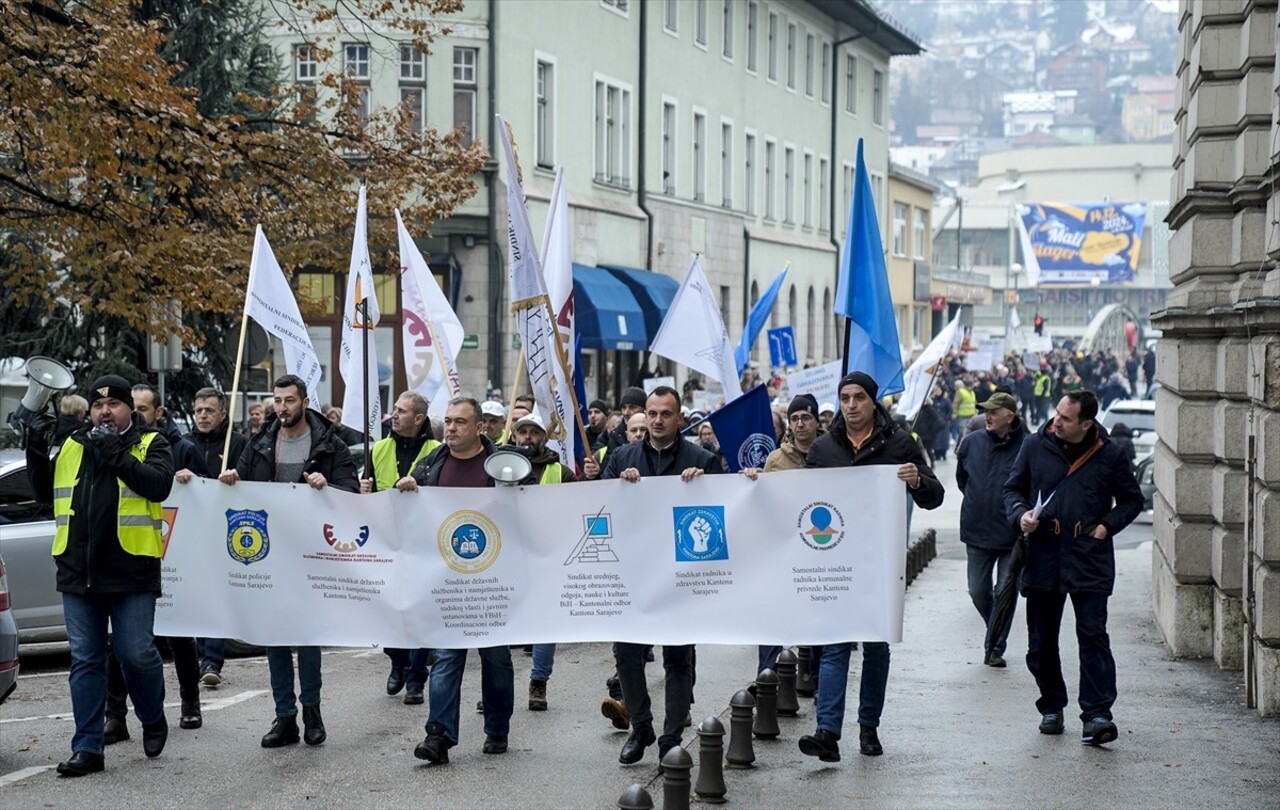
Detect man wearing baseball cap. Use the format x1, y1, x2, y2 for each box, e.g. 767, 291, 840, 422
479, 400, 508, 445
956, 392, 1027, 668
799, 371, 944, 763
25, 374, 175, 775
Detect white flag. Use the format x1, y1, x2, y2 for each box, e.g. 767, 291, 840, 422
541, 167, 575, 361
339, 185, 381, 437
244, 225, 321, 395
650, 255, 742, 403
396, 210, 463, 417
896, 311, 964, 421
496, 114, 577, 467
1009, 305, 1022, 332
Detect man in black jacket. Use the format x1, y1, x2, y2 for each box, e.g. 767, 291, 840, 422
25, 374, 174, 776
955, 392, 1026, 668
1003, 390, 1143, 746
218, 374, 359, 750
397, 396, 516, 765
181, 386, 247, 686
798, 372, 944, 764
602, 386, 722, 767
603, 386, 648, 458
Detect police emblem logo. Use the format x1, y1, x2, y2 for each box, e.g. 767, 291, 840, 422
96, 386, 109, 397
672, 505, 729, 562
226, 508, 270, 565
737, 432, 776, 470
437, 510, 502, 574
798, 501, 845, 551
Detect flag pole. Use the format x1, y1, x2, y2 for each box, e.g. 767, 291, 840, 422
222, 310, 251, 474
360, 297, 371, 462
504, 348, 527, 440
544, 299, 593, 454
908, 359, 945, 435
840, 318, 852, 376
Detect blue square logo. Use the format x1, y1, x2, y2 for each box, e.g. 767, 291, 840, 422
672, 505, 729, 562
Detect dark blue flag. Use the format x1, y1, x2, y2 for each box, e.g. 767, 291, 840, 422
705, 383, 776, 472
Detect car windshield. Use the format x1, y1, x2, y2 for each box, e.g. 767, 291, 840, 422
1102, 408, 1156, 434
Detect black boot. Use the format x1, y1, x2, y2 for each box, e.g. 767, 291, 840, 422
261, 714, 300, 748
179, 699, 202, 730
56, 751, 104, 777
799, 728, 841, 762
302, 704, 326, 746
142, 716, 168, 758
103, 717, 130, 745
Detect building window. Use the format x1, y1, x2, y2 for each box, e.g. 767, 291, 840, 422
744, 132, 756, 215
820, 42, 831, 104
786, 23, 797, 90
397, 45, 425, 137
345, 43, 370, 79
664, 0, 678, 33
601, 0, 629, 15
746, 1, 758, 72
806, 286, 816, 359
767, 12, 778, 81
802, 152, 813, 227
355, 85, 371, 124
845, 54, 857, 114
893, 203, 907, 256
400, 88, 424, 135
764, 140, 776, 220
662, 101, 676, 194
453, 47, 478, 147
692, 111, 707, 202
805, 33, 815, 97
914, 207, 928, 260
871, 173, 884, 212
722, 0, 734, 59
535, 59, 554, 168
823, 288, 832, 358
818, 156, 830, 231
783, 146, 795, 224
295, 45, 319, 82
873, 69, 885, 125
721, 121, 733, 207
400, 45, 424, 81
594, 78, 632, 189
694, 0, 707, 47
842, 163, 855, 232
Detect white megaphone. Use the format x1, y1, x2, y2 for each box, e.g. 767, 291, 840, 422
8, 356, 76, 432
483, 448, 533, 487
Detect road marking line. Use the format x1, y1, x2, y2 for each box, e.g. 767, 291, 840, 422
0, 690, 266, 725
352, 650, 381, 658
0, 766, 55, 788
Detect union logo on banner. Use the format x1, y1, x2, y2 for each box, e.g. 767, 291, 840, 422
797, 501, 845, 551
225, 508, 270, 566
323, 523, 370, 554
160, 507, 179, 558
437, 510, 502, 574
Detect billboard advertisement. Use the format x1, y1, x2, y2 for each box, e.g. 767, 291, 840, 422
1016, 202, 1148, 285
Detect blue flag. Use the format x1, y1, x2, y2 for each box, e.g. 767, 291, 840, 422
572, 333, 588, 462
835, 139, 903, 396
734, 265, 789, 374
704, 383, 776, 473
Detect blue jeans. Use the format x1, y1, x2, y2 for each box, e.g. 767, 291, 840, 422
426, 647, 514, 744
63, 591, 166, 754
531, 644, 555, 681
814, 641, 890, 737
197, 638, 225, 671
386, 648, 432, 691
1026, 590, 1116, 722
966, 546, 1016, 655
266, 646, 322, 717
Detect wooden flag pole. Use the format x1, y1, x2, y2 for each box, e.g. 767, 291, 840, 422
221, 309, 251, 475
503, 348, 527, 439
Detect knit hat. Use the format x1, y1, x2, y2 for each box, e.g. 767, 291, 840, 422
620, 387, 648, 408
787, 393, 819, 418
87, 374, 133, 408
837, 371, 879, 400
588, 399, 609, 413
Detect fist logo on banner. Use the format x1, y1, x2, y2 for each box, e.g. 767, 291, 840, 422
673, 506, 729, 562
225, 508, 270, 565
798, 502, 845, 551
438, 510, 502, 574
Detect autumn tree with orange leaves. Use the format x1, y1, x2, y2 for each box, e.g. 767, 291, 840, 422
0, 0, 486, 413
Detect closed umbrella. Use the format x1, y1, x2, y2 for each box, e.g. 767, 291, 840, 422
985, 533, 1028, 654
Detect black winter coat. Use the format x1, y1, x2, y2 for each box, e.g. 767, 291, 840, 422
955, 420, 1027, 551
186, 419, 248, 479
1002, 420, 1144, 594
161, 418, 210, 479
235, 409, 359, 493
804, 408, 945, 511
26, 413, 174, 595
410, 435, 507, 487
601, 435, 721, 480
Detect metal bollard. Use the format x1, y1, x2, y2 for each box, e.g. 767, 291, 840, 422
661, 747, 693, 810
775, 649, 801, 716
906, 545, 916, 585
694, 717, 727, 803
618, 784, 655, 810
726, 689, 756, 768
795, 645, 816, 696
752, 668, 781, 739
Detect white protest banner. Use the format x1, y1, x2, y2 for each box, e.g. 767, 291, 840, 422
643, 376, 676, 394
156, 468, 906, 647
786, 360, 843, 407
1027, 334, 1053, 353
897, 312, 963, 421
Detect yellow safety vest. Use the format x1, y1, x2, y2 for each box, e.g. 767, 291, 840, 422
52, 432, 164, 558
538, 462, 569, 485
955, 388, 976, 418
370, 436, 439, 490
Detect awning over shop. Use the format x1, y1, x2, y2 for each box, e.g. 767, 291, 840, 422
598, 264, 679, 338
572, 264, 648, 351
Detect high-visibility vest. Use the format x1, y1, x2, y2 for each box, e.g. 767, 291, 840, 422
370, 436, 439, 490
53, 432, 164, 558
539, 462, 567, 485
1034, 373, 1052, 398
955, 387, 977, 418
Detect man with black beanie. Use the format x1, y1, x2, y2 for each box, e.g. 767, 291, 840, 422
798, 371, 944, 763
585, 399, 610, 451
605, 386, 648, 456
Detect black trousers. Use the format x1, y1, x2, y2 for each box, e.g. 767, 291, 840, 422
615, 643, 694, 752
1025, 589, 1116, 722
107, 636, 200, 719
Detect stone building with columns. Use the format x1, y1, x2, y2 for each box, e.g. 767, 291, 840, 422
1153, 0, 1279, 716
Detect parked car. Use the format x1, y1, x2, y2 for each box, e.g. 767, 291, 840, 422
1, 551, 19, 704
1135, 452, 1156, 514
1099, 399, 1157, 460
0, 459, 62, 644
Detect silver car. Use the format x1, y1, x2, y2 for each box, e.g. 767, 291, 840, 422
0, 459, 63, 644
1, 550, 18, 704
